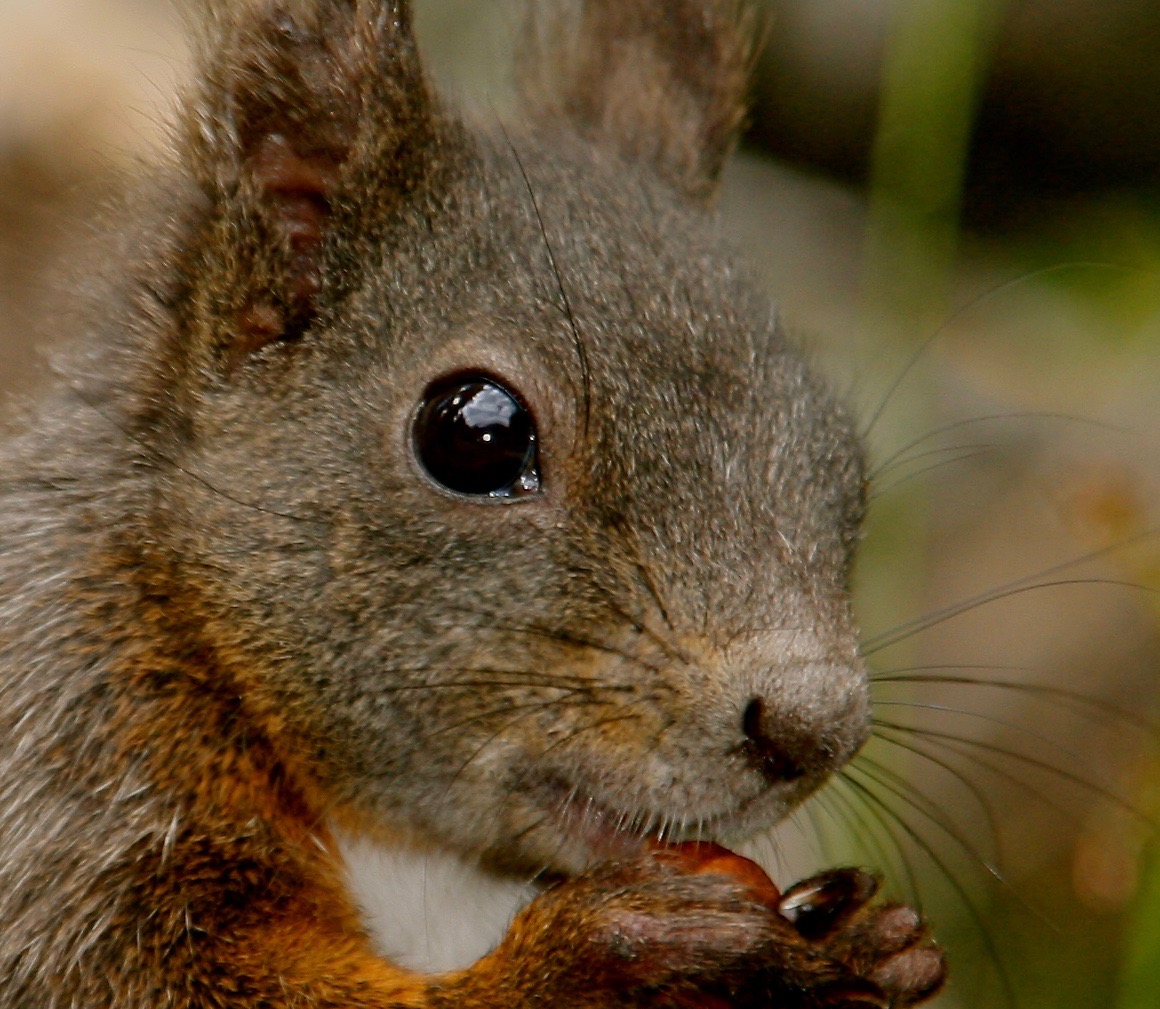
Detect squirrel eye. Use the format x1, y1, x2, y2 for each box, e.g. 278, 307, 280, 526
413, 373, 541, 499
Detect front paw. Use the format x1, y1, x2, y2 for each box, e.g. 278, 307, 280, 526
776, 869, 946, 1007
651, 844, 945, 1007
497, 859, 820, 1005
439, 853, 942, 1009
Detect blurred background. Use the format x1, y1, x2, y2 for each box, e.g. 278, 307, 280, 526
2, 1, 1158, 1005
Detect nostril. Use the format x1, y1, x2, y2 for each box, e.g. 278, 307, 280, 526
740, 696, 813, 785
741, 696, 768, 745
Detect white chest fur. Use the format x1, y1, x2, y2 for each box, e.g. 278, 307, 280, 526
335, 832, 539, 973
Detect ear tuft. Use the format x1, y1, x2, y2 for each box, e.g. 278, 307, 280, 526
518, 0, 760, 203
181, 0, 440, 354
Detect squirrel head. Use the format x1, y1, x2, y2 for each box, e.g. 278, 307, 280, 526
129, 0, 868, 875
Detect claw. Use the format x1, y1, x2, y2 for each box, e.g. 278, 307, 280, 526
778, 869, 880, 939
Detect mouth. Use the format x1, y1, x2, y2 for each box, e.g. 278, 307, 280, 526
537, 775, 657, 861
520, 770, 770, 869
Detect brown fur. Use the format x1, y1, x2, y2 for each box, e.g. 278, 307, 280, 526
0, 2, 944, 1006
518, 0, 760, 202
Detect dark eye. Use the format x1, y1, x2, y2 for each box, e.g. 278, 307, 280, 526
413, 373, 541, 498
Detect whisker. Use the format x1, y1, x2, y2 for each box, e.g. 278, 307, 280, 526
868, 410, 1121, 482
378, 695, 605, 777
850, 757, 1057, 934
874, 723, 1086, 827
863, 731, 1004, 867
632, 561, 680, 637
872, 719, 1153, 827
591, 585, 692, 667
870, 440, 998, 485
447, 703, 651, 867
644, 713, 681, 760
502, 129, 592, 438
839, 768, 1018, 1009
797, 792, 841, 874
871, 669, 1156, 733
869, 447, 996, 501
426, 695, 604, 747
65, 383, 320, 525
380, 661, 631, 691
873, 699, 1099, 765
821, 774, 922, 908
864, 576, 1159, 655
437, 602, 669, 677
870, 661, 1034, 679
861, 261, 1130, 439
505, 697, 661, 798
372, 674, 599, 695
521, 623, 667, 674
751, 806, 811, 885
503, 709, 657, 862
443, 701, 594, 797
862, 527, 1158, 653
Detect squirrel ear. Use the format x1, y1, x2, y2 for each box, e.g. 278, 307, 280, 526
518, 0, 759, 203
183, 0, 440, 350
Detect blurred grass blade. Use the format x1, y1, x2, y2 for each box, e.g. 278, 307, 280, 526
1117, 840, 1160, 1003
863, 0, 1004, 335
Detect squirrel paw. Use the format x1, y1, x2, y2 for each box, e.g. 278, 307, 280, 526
776, 868, 947, 1008
453, 856, 944, 1009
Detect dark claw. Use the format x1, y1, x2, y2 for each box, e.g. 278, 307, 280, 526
778, 869, 880, 940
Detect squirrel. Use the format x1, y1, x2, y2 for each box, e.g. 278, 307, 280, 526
0, 1, 948, 1006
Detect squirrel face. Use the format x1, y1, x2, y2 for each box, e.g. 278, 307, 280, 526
125, 0, 869, 877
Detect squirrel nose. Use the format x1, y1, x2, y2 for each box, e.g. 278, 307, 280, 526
739, 697, 833, 786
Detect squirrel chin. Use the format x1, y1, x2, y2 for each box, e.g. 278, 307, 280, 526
511, 768, 810, 874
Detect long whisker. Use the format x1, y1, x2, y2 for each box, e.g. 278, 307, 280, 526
839, 768, 1018, 1009
861, 261, 1130, 438
590, 583, 692, 667
427, 695, 605, 747
852, 756, 1059, 938
437, 602, 669, 677
869, 446, 995, 501
66, 383, 319, 525
820, 774, 922, 908
505, 695, 663, 799
770, 803, 828, 884
873, 699, 1099, 764
434, 703, 653, 886
863, 526, 1157, 652
868, 410, 1121, 482
380, 695, 605, 777
871, 440, 998, 484
864, 576, 1158, 655
443, 701, 604, 797
499, 707, 657, 861
862, 731, 1004, 867
872, 719, 1153, 827
873, 723, 1086, 827
796, 788, 842, 871
502, 129, 592, 439
371, 670, 610, 694
870, 670, 1155, 732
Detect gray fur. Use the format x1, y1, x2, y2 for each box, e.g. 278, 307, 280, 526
0, 1, 869, 1004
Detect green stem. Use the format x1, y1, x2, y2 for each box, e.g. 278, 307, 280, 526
863, 0, 1003, 335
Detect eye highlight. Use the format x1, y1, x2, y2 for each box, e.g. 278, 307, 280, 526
413, 372, 541, 499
